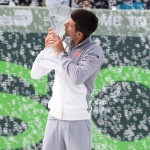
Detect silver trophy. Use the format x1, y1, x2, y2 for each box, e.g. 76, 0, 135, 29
38, 6, 70, 69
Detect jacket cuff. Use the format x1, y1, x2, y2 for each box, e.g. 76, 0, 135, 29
59, 50, 68, 58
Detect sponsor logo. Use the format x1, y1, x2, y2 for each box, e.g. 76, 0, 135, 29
0, 9, 33, 27
75, 51, 81, 57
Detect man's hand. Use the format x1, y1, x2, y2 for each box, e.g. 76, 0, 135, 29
45, 28, 65, 55
45, 28, 56, 47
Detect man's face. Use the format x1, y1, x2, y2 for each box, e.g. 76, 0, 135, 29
64, 18, 77, 39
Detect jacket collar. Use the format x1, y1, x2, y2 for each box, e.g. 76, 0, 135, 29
76, 37, 92, 48
70, 36, 92, 50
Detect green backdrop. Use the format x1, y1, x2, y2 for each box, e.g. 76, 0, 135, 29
0, 6, 150, 150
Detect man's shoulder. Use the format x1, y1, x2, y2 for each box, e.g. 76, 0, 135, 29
87, 41, 103, 54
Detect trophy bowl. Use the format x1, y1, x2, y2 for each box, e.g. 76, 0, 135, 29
49, 6, 71, 38
38, 6, 71, 69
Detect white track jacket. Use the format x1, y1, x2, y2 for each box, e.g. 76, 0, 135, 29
31, 37, 104, 120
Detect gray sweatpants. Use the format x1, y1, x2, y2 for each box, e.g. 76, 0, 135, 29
42, 114, 91, 150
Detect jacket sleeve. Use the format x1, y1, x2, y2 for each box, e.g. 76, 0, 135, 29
31, 50, 53, 79
60, 46, 104, 85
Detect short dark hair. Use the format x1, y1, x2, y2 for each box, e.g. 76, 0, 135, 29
71, 9, 98, 39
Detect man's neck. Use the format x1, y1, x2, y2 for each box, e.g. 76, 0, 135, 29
74, 37, 85, 47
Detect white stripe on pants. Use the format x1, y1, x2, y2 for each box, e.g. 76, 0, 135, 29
42, 114, 91, 150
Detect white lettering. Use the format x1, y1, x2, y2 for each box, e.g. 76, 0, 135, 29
136, 16, 147, 27
127, 16, 147, 27
99, 14, 112, 26
99, 14, 122, 27
0, 9, 33, 27
113, 15, 122, 27
0, 16, 13, 26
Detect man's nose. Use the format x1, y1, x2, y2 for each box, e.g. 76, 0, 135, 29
64, 22, 68, 27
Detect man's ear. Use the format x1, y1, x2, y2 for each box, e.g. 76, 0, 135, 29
76, 31, 83, 39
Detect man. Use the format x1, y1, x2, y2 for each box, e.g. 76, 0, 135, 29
31, 9, 104, 150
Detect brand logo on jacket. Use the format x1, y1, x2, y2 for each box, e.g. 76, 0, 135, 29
75, 51, 81, 57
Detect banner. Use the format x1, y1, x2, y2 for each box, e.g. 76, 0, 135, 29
0, 6, 150, 36
0, 6, 150, 150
